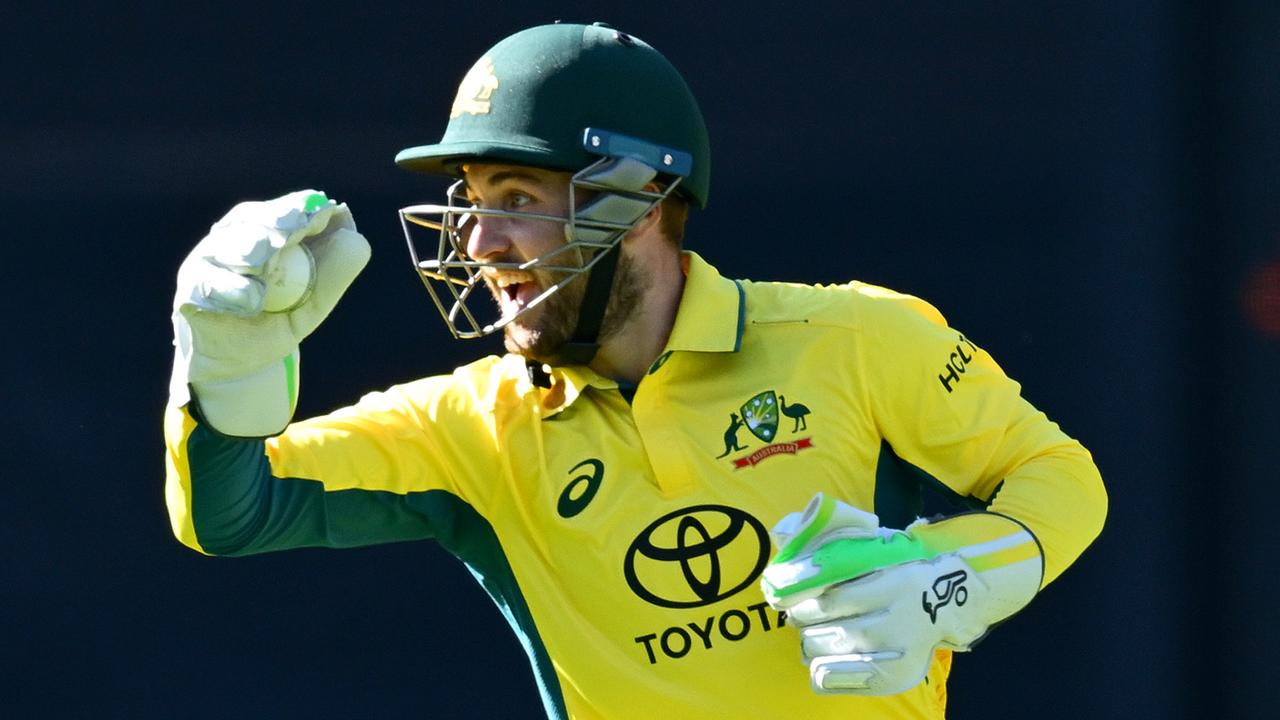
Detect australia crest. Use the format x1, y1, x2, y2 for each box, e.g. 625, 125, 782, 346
741, 391, 779, 442
715, 389, 813, 469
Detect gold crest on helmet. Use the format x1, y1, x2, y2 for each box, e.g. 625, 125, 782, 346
450, 57, 499, 118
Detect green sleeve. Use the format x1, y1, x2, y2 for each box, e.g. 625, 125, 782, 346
167, 404, 438, 556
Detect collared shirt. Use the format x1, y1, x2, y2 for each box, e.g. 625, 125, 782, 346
166, 252, 1105, 719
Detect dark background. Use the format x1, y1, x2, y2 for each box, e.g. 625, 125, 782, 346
4, 1, 1277, 718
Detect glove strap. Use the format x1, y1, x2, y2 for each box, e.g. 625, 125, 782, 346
909, 513, 1044, 648
911, 512, 1045, 592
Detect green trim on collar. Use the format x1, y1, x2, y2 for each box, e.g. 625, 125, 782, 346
665, 252, 745, 353
733, 279, 746, 352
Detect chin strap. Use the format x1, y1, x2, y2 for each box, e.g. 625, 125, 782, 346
548, 154, 662, 367
526, 359, 554, 389
547, 130, 695, 367
554, 242, 622, 365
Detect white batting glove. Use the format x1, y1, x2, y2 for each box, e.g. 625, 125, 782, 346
761, 493, 1043, 696
169, 190, 371, 436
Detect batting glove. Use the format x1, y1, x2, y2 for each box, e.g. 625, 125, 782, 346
169, 190, 370, 436
761, 493, 1043, 696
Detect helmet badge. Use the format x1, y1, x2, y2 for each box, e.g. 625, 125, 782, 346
450, 57, 499, 118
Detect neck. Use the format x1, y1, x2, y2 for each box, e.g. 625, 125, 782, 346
588, 247, 685, 385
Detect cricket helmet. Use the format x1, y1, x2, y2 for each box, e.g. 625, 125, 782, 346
396, 22, 710, 207
395, 22, 709, 362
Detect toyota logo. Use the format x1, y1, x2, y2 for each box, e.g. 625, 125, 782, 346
623, 505, 770, 609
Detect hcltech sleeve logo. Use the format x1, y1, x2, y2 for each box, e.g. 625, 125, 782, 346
713, 389, 815, 469
623, 505, 786, 665
937, 334, 980, 393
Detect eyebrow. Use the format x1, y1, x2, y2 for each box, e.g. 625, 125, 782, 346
464, 169, 547, 194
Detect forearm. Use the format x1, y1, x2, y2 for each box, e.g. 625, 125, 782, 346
985, 443, 1106, 587
166, 403, 306, 556
165, 404, 435, 556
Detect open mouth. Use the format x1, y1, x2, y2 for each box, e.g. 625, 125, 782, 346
490, 273, 537, 317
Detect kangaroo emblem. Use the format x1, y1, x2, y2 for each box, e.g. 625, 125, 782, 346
779, 395, 811, 432
715, 413, 748, 458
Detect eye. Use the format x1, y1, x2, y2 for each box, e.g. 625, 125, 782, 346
506, 191, 534, 211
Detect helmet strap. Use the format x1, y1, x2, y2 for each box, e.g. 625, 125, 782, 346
554, 241, 621, 365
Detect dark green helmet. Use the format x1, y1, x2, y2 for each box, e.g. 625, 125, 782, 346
395, 22, 710, 208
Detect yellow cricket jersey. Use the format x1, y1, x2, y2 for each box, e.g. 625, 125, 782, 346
165, 252, 1107, 719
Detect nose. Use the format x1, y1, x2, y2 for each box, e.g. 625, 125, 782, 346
463, 212, 510, 261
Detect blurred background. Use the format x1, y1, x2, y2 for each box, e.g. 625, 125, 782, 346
3, 1, 1277, 717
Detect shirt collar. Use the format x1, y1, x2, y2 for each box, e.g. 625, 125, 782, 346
529, 251, 744, 418
476, 355, 614, 419
664, 251, 746, 353
545, 364, 615, 415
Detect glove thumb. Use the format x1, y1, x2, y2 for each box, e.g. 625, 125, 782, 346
771, 493, 881, 562
286, 223, 371, 338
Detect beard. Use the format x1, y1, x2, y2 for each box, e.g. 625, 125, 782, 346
502, 247, 649, 364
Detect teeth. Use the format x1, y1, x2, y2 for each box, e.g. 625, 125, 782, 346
490, 273, 533, 289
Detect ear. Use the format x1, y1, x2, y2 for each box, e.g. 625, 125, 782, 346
624, 182, 665, 241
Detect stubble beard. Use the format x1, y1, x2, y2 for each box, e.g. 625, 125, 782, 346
503, 249, 649, 364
